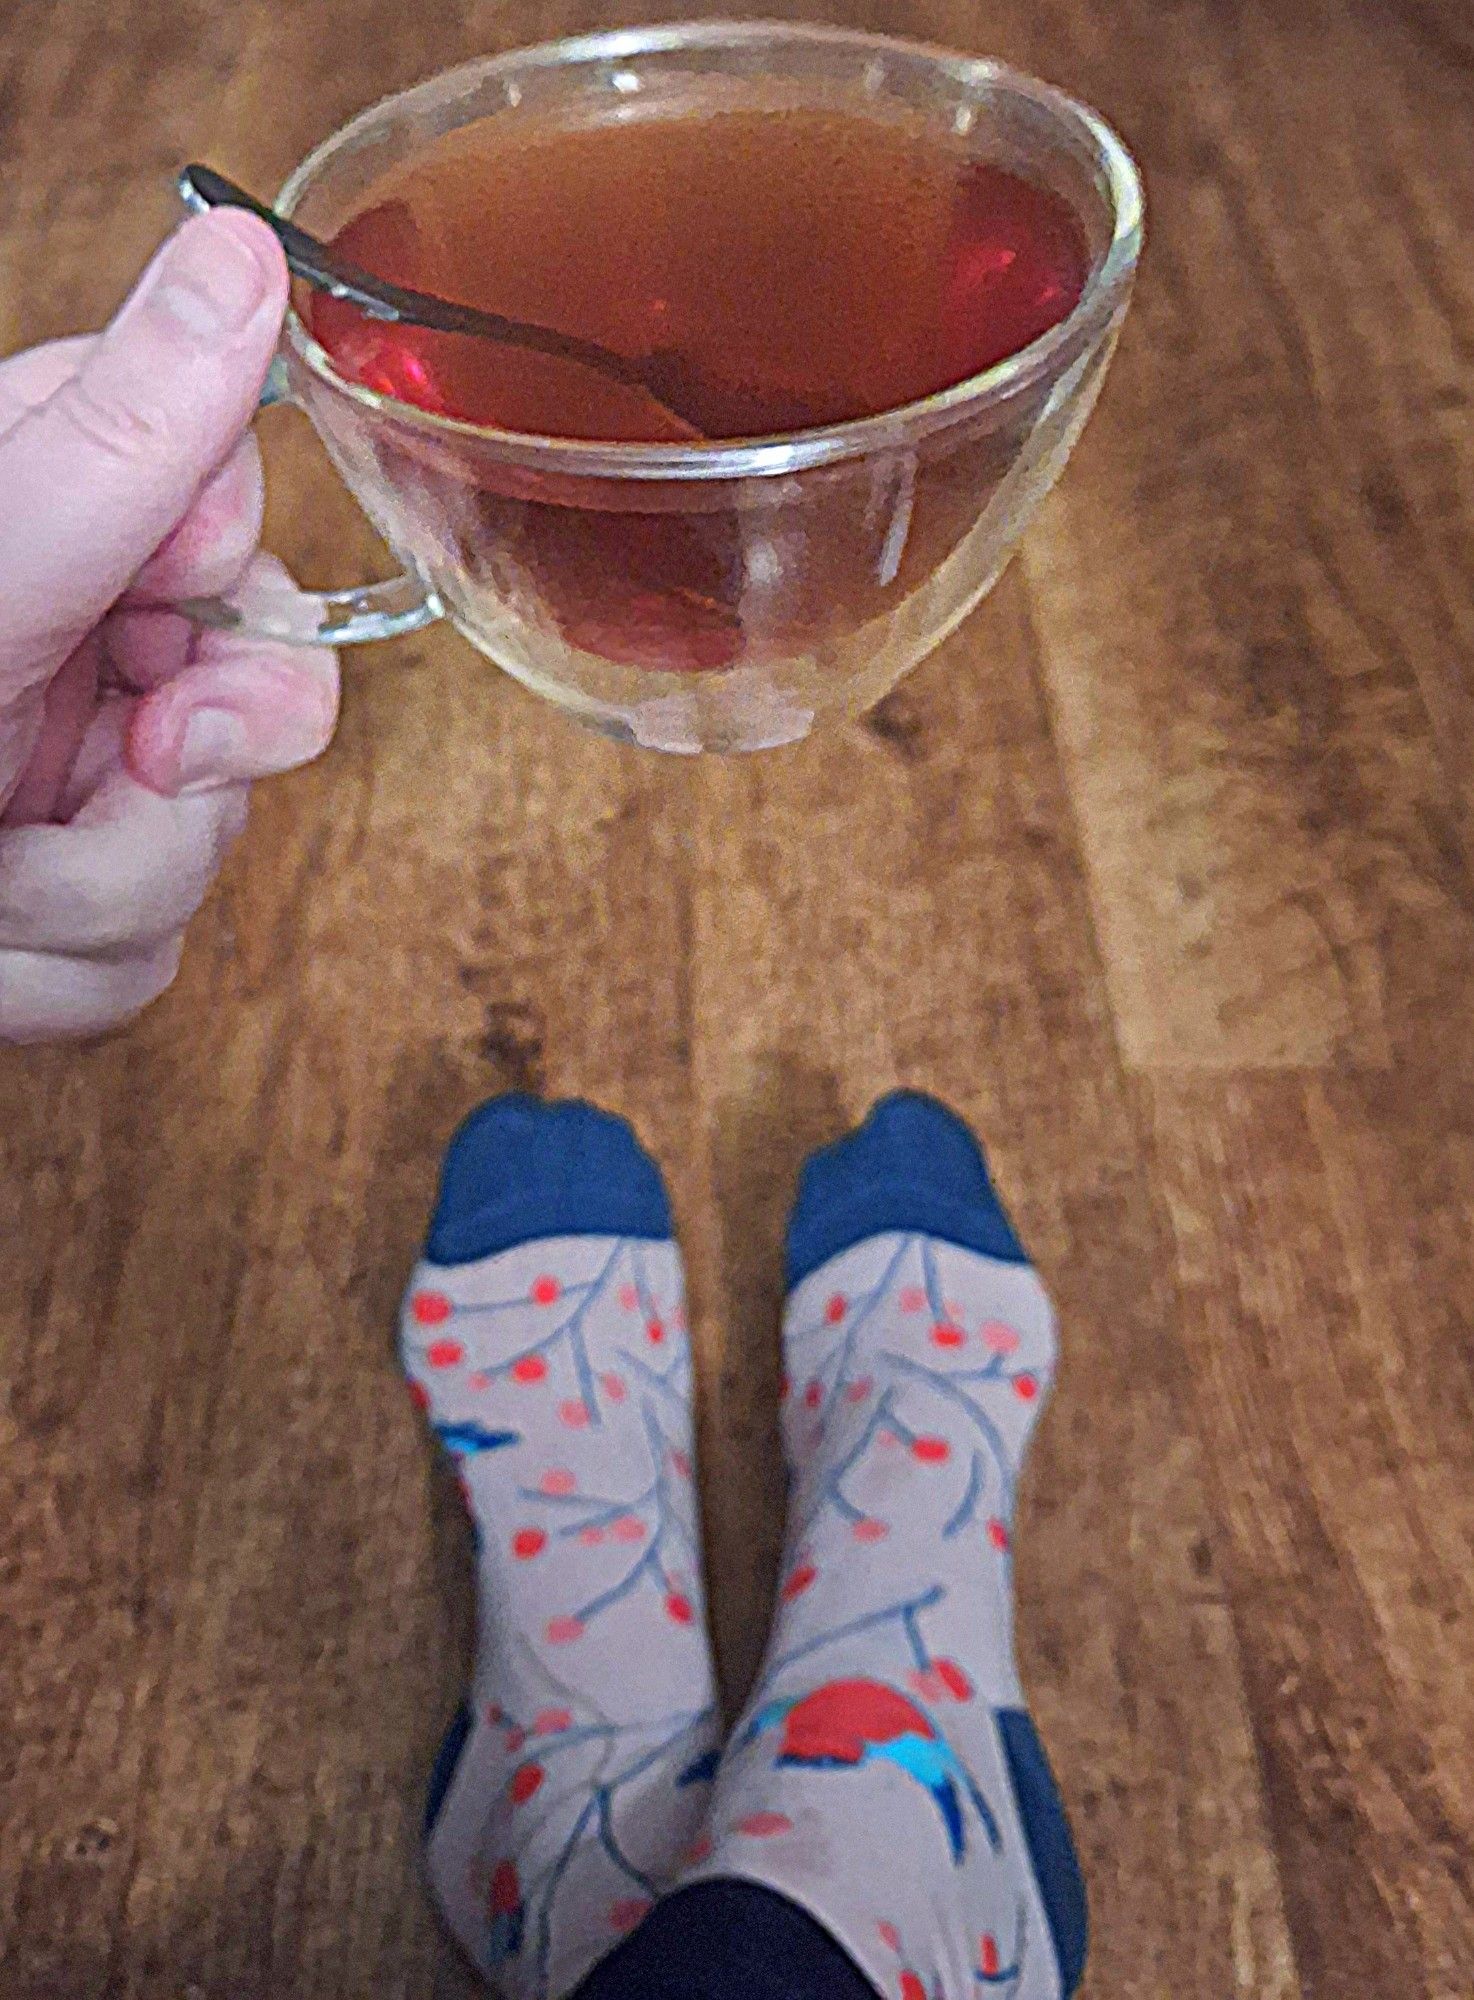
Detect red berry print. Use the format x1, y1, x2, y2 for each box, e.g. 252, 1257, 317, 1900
878, 1428, 902, 1449
664, 1592, 694, 1625
686, 1834, 714, 1867
609, 1897, 653, 1932
580, 1526, 607, 1547
900, 1973, 926, 2000
406, 1379, 430, 1412
781, 1562, 818, 1601
1014, 1373, 1039, 1401
778, 1372, 791, 1403
486, 1702, 505, 1724
987, 1518, 1011, 1552
853, 1517, 888, 1543
877, 1920, 902, 1954
980, 1934, 1000, 1978
601, 1371, 628, 1403
469, 1371, 491, 1390
936, 1659, 975, 1701
533, 1707, 572, 1735
559, 1398, 591, 1429
505, 1726, 526, 1753
646, 1318, 666, 1345
981, 1320, 1020, 1354
426, 1339, 464, 1369
931, 1322, 965, 1349
736, 1811, 793, 1838
825, 1294, 847, 1324
669, 1448, 692, 1480
611, 1514, 647, 1543
512, 1528, 547, 1560
618, 1283, 639, 1311
546, 1615, 584, 1645
412, 1290, 452, 1325
531, 1275, 561, 1306
847, 1377, 874, 1403
512, 1354, 548, 1384
490, 1859, 521, 1915
911, 1435, 951, 1464
509, 1762, 544, 1805
541, 1468, 577, 1496
803, 1379, 824, 1411
898, 1286, 926, 1314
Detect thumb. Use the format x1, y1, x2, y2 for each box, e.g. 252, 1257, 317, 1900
0, 209, 287, 695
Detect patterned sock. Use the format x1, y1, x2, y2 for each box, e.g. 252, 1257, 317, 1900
688, 1094, 1088, 2000
400, 1097, 721, 2000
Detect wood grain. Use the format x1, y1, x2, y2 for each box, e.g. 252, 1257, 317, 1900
2, 1, 1472, 1996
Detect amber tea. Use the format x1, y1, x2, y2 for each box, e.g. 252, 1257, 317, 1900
313, 102, 1088, 444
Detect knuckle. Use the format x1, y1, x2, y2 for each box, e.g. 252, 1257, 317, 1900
57, 372, 174, 468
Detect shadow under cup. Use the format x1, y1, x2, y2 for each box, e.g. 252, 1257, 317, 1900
274, 26, 1142, 753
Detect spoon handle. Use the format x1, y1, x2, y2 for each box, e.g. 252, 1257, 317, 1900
178, 163, 699, 425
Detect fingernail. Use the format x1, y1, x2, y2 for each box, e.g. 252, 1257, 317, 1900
175, 707, 249, 790
147, 217, 272, 342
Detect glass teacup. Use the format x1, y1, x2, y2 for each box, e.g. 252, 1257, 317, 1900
211, 22, 1142, 754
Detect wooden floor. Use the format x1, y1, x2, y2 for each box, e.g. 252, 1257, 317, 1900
3, 0, 1473, 1994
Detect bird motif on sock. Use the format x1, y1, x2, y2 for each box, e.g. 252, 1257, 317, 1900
432, 1419, 521, 1457
744, 1678, 1000, 1862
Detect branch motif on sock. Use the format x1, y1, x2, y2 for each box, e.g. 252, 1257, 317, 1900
474, 1702, 717, 1992
408, 1242, 665, 1433
783, 1236, 1048, 1572
512, 1392, 703, 1645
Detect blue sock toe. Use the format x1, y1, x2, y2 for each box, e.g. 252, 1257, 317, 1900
786, 1090, 1027, 1288
426, 1094, 672, 1265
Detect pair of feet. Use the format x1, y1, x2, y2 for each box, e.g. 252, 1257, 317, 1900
401, 1093, 1086, 2000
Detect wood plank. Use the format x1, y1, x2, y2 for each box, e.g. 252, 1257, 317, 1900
1147, 1072, 1474, 1998
1014, 0, 1474, 1070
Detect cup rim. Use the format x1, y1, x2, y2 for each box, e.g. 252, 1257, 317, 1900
279, 19, 1143, 482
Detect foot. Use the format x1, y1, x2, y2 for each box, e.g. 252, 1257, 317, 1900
401, 1096, 721, 2000
691, 1094, 1087, 2000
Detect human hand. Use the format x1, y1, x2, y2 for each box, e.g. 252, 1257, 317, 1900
0, 210, 340, 1043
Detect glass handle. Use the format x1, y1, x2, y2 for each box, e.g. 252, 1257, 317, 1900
171, 357, 443, 647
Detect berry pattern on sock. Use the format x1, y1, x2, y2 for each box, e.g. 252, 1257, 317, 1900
692, 1224, 1078, 2000
403, 1231, 719, 2000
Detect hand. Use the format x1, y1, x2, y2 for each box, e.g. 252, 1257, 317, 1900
0, 210, 340, 1044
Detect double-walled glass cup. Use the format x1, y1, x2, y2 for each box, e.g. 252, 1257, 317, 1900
214, 22, 1142, 753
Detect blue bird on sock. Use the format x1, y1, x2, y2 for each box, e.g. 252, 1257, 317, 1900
433, 1420, 521, 1457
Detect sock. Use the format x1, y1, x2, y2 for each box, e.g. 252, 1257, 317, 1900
400, 1097, 721, 2000
688, 1093, 1088, 2000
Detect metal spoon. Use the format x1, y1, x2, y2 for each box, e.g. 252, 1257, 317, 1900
179, 164, 706, 437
